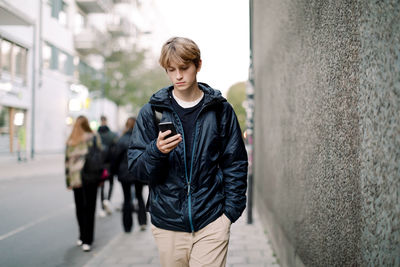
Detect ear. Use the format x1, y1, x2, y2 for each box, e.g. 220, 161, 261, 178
197, 60, 202, 72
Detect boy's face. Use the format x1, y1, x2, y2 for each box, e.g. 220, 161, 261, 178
166, 60, 201, 93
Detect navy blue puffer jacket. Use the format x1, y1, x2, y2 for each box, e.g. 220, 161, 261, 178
128, 83, 248, 232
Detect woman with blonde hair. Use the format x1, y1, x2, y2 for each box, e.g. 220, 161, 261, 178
65, 115, 102, 252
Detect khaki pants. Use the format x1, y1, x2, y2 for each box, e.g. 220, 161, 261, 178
151, 214, 231, 267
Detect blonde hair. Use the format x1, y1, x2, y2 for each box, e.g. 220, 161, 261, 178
159, 37, 201, 69
67, 115, 93, 146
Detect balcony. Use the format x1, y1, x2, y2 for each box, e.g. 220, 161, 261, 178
107, 16, 132, 37
113, 0, 133, 3
75, 0, 113, 13
74, 26, 107, 55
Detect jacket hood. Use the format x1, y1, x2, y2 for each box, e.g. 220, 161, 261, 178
149, 82, 226, 108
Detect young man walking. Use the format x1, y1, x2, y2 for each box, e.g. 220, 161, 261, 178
128, 37, 248, 267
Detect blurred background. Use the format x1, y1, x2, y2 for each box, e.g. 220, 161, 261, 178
0, 0, 249, 159
1, 1, 399, 267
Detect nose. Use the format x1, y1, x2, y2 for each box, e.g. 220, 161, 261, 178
176, 70, 183, 80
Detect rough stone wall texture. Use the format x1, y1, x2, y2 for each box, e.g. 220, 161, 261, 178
252, 0, 399, 266
359, 1, 400, 266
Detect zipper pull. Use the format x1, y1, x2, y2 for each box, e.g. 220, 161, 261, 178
187, 183, 191, 195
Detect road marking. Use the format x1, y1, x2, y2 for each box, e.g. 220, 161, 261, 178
0, 204, 74, 241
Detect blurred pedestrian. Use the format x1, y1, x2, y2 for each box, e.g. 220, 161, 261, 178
128, 37, 248, 266
97, 115, 118, 217
111, 117, 147, 232
65, 115, 102, 252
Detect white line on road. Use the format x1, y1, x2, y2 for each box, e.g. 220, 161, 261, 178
0, 204, 74, 241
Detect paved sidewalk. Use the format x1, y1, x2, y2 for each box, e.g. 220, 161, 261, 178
0, 153, 64, 180
84, 209, 280, 267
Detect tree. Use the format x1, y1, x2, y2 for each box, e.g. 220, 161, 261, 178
103, 46, 169, 108
227, 81, 247, 133
80, 46, 169, 110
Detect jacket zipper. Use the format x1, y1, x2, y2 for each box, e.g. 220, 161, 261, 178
185, 104, 212, 233
173, 112, 195, 233
185, 104, 211, 233
187, 120, 199, 233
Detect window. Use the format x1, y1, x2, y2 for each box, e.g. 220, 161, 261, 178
58, 1, 68, 27
0, 105, 10, 155
1, 39, 12, 73
43, 42, 73, 76
58, 50, 73, 75
58, 51, 67, 74
51, 0, 68, 27
50, 0, 59, 18
66, 54, 73, 76
0, 106, 27, 155
0, 39, 28, 83
42, 42, 58, 70
42, 43, 51, 69
13, 45, 27, 82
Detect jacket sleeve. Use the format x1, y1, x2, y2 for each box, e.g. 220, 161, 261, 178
127, 104, 169, 184
220, 102, 248, 223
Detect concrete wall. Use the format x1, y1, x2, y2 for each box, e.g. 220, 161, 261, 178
358, 2, 400, 265
35, 70, 69, 153
251, 0, 399, 266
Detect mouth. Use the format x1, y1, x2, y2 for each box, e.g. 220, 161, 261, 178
176, 82, 185, 85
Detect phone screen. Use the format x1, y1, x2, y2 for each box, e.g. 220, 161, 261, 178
158, 122, 178, 139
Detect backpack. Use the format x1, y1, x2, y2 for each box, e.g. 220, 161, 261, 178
82, 135, 104, 184
99, 130, 118, 164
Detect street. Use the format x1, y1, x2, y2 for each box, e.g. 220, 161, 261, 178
0, 172, 123, 267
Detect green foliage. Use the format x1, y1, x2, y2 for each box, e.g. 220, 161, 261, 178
79, 46, 169, 109
227, 81, 247, 133
79, 73, 102, 92
104, 47, 169, 108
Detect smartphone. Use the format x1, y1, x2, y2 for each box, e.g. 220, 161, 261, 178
158, 122, 178, 139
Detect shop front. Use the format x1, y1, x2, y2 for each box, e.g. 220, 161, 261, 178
0, 105, 27, 160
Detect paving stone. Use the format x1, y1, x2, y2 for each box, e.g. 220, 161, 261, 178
226, 256, 247, 264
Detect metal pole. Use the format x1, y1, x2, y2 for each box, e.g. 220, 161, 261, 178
247, 0, 255, 224
31, 23, 36, 159
31, 0, 43, 159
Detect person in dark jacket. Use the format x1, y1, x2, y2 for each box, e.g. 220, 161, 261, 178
97, 115, 118, 216
111, 117, 147, 232
128, 37, 248, 267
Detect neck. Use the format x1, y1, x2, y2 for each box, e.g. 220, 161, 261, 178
173, 83, 202, 102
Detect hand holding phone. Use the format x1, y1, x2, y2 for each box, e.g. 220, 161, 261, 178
158, 122, 178, 139
157, 122, 181, 154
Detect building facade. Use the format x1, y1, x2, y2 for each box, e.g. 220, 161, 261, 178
0, 0, 37, 159
0, 0, 146, 159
